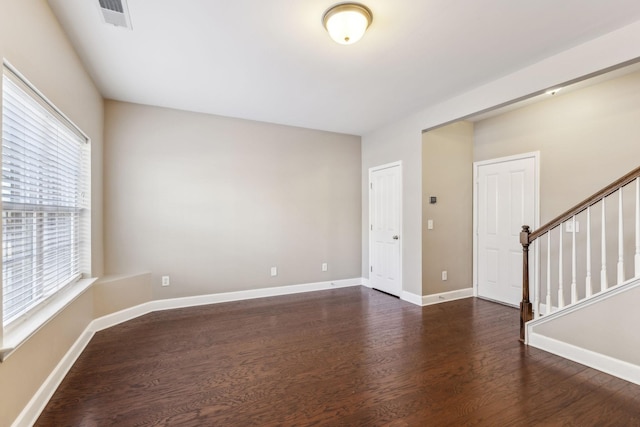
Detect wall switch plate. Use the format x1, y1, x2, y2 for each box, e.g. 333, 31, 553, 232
427, 219, 434, 230
270, 266, 278, 277
441, 270, 447, 281
565, 221, 580, 233
161, 276, 170, 287
322, 262, 328, 272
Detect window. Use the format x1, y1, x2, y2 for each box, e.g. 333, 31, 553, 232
1, 66, 90, 329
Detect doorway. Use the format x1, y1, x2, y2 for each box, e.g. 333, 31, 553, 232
369, 161, 402, 297
474, 152, 539, 306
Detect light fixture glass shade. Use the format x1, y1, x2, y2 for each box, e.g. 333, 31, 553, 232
323, 4, 372, 45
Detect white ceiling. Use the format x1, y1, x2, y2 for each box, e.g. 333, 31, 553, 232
47, 0, 640, 136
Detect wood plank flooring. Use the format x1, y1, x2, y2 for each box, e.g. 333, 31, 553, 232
36, 287, 640, 426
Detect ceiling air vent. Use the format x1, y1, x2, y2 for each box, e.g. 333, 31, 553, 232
98, 0, 132, 29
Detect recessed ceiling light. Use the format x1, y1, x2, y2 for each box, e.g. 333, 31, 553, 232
322, 3, 373, 45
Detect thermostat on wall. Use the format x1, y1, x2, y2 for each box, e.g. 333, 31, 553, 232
430, 196, 437, 204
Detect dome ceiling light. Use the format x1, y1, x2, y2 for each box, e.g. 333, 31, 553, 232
322, 3, 373, 45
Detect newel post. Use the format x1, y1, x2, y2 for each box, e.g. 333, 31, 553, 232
520, 225, 533, 342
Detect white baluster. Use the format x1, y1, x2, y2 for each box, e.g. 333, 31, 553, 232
618, 188, 625, 285
534, 239, 540, 319
636, 177, 640, 277
546, 233, 552, 315
571, 216, 577, 304
558, 225, 564, 308
601, 198, 608, 291
585, 207, 592, 298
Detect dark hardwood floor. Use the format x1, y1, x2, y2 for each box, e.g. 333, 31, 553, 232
36, 287, 640, 426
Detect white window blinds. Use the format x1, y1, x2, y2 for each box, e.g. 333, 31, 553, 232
2, 69, 89, 326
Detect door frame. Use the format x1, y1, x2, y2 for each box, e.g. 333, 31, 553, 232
472, 151, 540, 304
368, 161, 403, 296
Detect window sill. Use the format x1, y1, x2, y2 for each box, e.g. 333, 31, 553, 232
0, 277, 97, 362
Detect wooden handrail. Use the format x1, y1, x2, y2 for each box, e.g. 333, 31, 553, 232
519, 164, 640, 342
530, 165, 640, 241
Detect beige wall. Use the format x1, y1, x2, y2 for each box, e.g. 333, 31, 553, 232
104, 101, 362, 299
474, 70, 640, 224
0, 4, 638, 424
418, 67, 640, 303
93, 273, 153, 318
422, 122, 474, 295
0, 291, 93, 425
474, 70, 640, 307
361, 118, 423, 297
531, 284, 640, 366
362, 21, 640, 300
474, 72, 640, 346
0, 0, 104, 277
0, 1, 104, 425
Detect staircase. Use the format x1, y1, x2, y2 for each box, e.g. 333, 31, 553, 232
519, 165, 640, 385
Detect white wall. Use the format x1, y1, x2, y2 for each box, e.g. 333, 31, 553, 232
362, 20, 640, 297
104, 101, 362, 299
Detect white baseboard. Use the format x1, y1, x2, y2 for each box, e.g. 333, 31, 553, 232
91, 277, 363, 333
422, 288, 474, 306
401, 288, 474, 307
11, 328, 95, 427
152, 277, 363, 312
12, 277, 365, 427
400, 291, 423, 306
361, 277, 371, 288
528, 333, 640, 386
90, 301, 155, 332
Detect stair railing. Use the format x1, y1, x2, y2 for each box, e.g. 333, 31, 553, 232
520, 165, 640, 342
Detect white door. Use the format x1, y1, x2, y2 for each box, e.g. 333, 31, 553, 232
476, 154, 537, 306
369, 162, 402, 296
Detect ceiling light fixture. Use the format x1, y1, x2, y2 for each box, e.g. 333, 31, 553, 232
322, 3, 373, 45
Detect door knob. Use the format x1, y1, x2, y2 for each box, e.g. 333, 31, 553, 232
393, 235, 399, 240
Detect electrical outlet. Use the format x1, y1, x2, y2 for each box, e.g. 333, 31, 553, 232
270, 266, 278, 277
427, 219, 434, 230
322, 262, 328, 272
161, 275, 170, 287
441, 270, 447, 281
